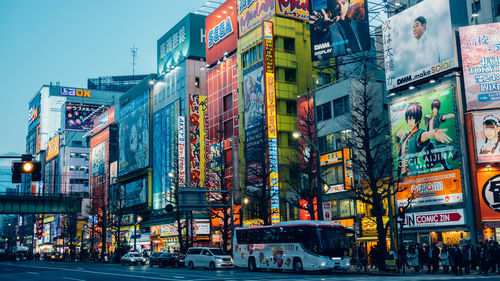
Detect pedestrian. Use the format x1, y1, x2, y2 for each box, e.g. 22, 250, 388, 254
418, 243, 426, 273
407, 244, 420, 273
369, 245, 378, 269
358, 243, 367, 272
451, 244, 463, 275
440, 245, 450, 274
463, 244, 472, 274
430, 243, 440, 273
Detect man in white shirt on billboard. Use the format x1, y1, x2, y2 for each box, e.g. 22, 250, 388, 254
413, 16, 440, 70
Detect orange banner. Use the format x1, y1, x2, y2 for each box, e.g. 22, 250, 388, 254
320, 151, 342, 166
396, 169, 463, 207
476, 168, 500, 221
46, 135, 60, 161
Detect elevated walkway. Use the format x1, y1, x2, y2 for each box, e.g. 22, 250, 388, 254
0, 192, 83, 214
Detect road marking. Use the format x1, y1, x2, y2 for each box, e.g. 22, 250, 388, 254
174, 277, 186, 279
26, 271, 39, 274
63, 277, 86, 281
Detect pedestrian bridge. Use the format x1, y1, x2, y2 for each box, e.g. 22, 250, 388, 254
0, 192, 83, 214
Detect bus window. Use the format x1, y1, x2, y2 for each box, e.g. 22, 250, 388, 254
317, 227, 345, 258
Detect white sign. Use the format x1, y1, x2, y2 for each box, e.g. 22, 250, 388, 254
195, 222, 210, 235
403, 208, 465, 228
325, 184, 345, 194
178, 116, 185, 186
323, 202, 332, 221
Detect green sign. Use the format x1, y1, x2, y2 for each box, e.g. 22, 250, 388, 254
390, 87, 460, 178
157, 13, 206, 75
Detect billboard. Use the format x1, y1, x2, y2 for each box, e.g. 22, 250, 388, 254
237, 0, 275, 36
190, 95, 203, 187
310, 0, 370, 61
263, 21, 280, 224
46, 135, 60, 161
65, 102, 107, 131
93, 106, 115, 133
396, 169, 463, 207
122, 177, 148, 207
275, 0, 309, 21
178, 116, 186, 186
477, 172, 500, 221
243, 62, 266, 190
157, 13, 206, 75
91, 141, 106, 176
383, 0, 457, 90
118, 91, 149, 176
403, 208, 465, 229
206, 0, 238, 65
471, 111, 500, 163
390, 87, 459, 178
459, 22, 500, 111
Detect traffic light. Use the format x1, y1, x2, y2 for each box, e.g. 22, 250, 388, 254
11, 157, 42, 183
398, 206, 405, 218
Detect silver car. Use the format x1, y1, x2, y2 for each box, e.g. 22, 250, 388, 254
121, 252, 146, 266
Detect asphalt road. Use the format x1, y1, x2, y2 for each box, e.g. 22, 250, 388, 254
1, 261, 499, 281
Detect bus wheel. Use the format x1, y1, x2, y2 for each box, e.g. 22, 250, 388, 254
293, 258, 304, 273
248, 257, 258, 272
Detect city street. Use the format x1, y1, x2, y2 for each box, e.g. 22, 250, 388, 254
0, 261, 499, 281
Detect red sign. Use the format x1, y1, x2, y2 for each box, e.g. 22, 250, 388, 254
404, 209, 465, 228
205, 0, 237, 65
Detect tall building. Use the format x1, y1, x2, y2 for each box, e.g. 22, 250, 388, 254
237, 1, 313, 224
87, 74, 149, 93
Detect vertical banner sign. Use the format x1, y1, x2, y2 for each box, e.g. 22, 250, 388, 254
263, 21, 280, 224
323, 202, 332, 221
343, 148, 353, 189
199, 95, 208, 188
190, 95, 201, 187
178, 116, 186, 187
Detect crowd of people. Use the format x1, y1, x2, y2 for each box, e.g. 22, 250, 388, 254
403, 241, 500, 276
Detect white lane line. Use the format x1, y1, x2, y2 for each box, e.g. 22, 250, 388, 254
26, 271, 40, 274
174, 277, 186, 279
63, 277, 86, 281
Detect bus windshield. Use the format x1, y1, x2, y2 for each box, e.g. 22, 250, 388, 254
317, 227, 346, 258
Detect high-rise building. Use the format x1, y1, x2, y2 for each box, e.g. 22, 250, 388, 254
87, 74, 149, 93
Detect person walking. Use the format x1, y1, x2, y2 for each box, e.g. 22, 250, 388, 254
463, 244, 472, 274
430, 243, 440, 273
407, 244, 420, 273
440, 245, 450, 274
451, 244, 463, 275
418, 244, 426, 273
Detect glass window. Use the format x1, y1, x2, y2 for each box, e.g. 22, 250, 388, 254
284, 68, 296, 83
333, 96, 349, 117
339, 199, 354, 218
331, 201, 338, 218
316, 102, 332, 122
283, 37, 295, 52
286, 100, 297, 115
195, 77, 200, 88
334, 129, 352, 149
223, 93, 232, 112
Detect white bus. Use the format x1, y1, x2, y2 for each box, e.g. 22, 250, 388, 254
233, 220, 352, 273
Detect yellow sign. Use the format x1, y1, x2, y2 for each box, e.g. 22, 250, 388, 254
43, 217, 54, 223
320, 151, 342, 166
275, 0, 309, 21
332, 218, 354, 228
362, 217, 389, 236
46, 135, 60, 161
343, 148, 353, 189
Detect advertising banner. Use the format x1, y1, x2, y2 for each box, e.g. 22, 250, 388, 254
150, 223, 179, 237
397, 169, 463, 207
362, 217, 389, 236
310, 0, 370, 61
323, 202, 332, 221
403, 208, 465, 228
93, 107, 115, 133
178, 116, 186, 186
91, 141, 106, 176
65, 102, 107, 131
194, 222, 210, 235
46, 135, 60, 161
390, 87, 459, 178
320, 150, 342, 166
244, 62, 266, 190
262, 21, 280, 224
459, 22, 500, 111
190, 95, 202, 187
206, 0, 237, 65
471, 111, 500, 163
237, 0, 275, 36
28, 93, 40, 131
476, 172, 500, 221
110, 161, 117, 184
118, 91, 149, 176
122, 178, 148, 207
275, 0, 309, 21
157, 13, 206, 75
383, 0, 456, 90
343, 147, 353, 189
199, 95, 208, 189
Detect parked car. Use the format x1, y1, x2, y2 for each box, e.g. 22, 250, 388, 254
185, 247, 233, 270
44, 252, 63, 261
157, 252, 184, 268
121, 252, 146, 266
149, 252, 163, 267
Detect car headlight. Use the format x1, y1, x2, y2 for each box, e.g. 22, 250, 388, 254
346, 262, 351, 267
320, 262, 327, 266
215, 257, 223, 262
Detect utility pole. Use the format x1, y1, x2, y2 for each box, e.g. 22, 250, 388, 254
130, 45, 138, 76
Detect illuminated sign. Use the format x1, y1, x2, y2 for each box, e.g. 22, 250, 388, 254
46, 135, 60, 161
320, 151, 342, 166
60, 87, 91, 97
28, 106, 39, 125
403, 208, 465, 228
238, 0, 275, 36
208, 17, 234, 49
43, 217, 54, 224
275, 0, 309, 21
178, 116, 186, 186
263, 21, 280, 224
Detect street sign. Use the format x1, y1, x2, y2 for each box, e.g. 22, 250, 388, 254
403, 208, 465, 228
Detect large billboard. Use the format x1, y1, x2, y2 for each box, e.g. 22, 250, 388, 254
243, 62, 266, 189
476, 172, 500, 221
275, 0, 309, 21
459, 22, 500, 111
383, 0, 457, 90
471, 111, 500, 163
65, 103, 107, 131
190, 95, 202, 187
46, 135, 60, 161
396, 169, 463, 207
157, 13, 206, 75
310, 0, 370, 61
122, 178, 148, 207
206, 0, 238, 65
237, 0, 275, 37
119, 91, 149, 176
93, 106, 115, 133
91, 141, 106, 176
390, 87, 459, 178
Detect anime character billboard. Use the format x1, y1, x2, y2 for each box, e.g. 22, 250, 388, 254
472, 111, 500, 163
390, 87, 460, 178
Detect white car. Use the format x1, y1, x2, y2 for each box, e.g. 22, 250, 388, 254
121, 252, 146, 266
185, 247, 233, 270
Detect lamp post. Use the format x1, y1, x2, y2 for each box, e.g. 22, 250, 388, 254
292, 131, 324, 220
133, 215, 142, 251
242, 198, 249, 227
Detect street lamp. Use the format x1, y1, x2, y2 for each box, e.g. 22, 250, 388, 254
292, 131, 324, 220
134, 215, 142, 251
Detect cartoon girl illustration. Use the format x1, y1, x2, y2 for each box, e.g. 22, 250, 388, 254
479, 115, 500, 155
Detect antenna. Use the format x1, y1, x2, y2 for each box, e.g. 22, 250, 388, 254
130, 45, 138, 76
